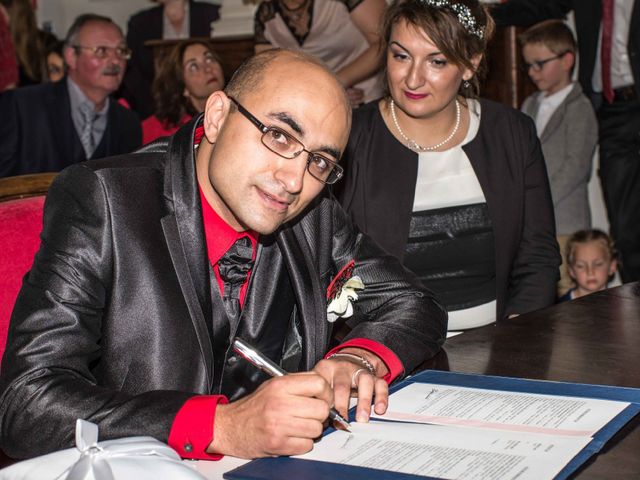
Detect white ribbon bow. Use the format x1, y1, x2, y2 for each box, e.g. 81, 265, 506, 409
56, 420, 185, 480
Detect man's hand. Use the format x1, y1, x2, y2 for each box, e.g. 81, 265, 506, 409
314, 348, 389, 424
207, 373, 333, 458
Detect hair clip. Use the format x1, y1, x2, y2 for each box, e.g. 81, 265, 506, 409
421, 0, 484, 39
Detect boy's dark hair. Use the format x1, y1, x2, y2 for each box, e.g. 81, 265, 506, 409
519, 20, 577, 73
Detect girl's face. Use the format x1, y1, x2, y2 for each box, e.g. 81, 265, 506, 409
386, 19, 473, 120
569, 242, 617, 294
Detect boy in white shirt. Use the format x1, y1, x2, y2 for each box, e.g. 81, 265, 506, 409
519, 20, 598, 297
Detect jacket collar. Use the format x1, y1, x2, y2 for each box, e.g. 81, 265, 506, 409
539, 83, 583, 142
161, 115, 215, 387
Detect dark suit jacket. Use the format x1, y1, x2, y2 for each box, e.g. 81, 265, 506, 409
0, 78, 142, 177
491, 0, 640, 98
122, 0, 221, 119
337, 99, 561, 321
0, 118, 446, 459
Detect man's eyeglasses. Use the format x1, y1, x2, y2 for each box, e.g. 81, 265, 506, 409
522, 51, 570, 72
228, 97, 343, 185
72, 45, 132, 60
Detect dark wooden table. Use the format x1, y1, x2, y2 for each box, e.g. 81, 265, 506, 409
422, 282, 640, 479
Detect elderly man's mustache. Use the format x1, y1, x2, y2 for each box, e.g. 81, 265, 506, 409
102, 65, 123, 75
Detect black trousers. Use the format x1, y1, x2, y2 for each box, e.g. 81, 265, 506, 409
597, 98, 640, 282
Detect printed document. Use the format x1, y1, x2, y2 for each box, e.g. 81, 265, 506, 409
296, 382, 630, 479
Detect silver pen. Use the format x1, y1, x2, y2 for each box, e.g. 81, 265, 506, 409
232, 338, 351, 432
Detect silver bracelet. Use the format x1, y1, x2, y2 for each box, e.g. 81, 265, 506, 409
327, 352, 377, 377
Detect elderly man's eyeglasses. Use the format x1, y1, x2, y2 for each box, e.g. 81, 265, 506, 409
523, 51, 570, 72
228, 97, 343, 185
72, 45, 132, 60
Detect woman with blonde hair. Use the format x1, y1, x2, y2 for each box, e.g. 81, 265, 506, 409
338, 0, 561, 330
558, 229, 619, 302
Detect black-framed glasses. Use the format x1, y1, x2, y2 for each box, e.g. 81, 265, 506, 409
522, 51, 570, 72
228, 97, 343, 185
72, 45, 132, 60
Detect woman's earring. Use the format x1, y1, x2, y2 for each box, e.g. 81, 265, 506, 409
463, 80, 471, 89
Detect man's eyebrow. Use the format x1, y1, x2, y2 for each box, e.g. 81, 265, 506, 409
319, 146, 342, 161
267, 111, 304, 136
267, 111, 341, 160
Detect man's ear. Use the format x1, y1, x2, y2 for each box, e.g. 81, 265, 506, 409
203, 90, 230, 144
63, 46, 77, 71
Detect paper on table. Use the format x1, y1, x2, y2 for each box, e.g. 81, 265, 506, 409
296, 421, 591, 480
371, 383, 630, 437
293, 382, 630, 479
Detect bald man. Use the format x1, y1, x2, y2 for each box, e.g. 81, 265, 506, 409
0, 49, 446, 460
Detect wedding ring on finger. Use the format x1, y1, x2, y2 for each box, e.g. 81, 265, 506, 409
351, 368, 370, 388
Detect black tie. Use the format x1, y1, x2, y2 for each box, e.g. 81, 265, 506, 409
212, 236, 254, 391
218, 236, 254, 321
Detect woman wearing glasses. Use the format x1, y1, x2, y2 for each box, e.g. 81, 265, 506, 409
337, 0, 561, 330
142, 39, 225, 144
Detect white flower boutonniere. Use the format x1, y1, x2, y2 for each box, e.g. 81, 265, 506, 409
326, 260, 365, 323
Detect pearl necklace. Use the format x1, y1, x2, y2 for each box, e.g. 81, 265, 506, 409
390, 98, 461, 152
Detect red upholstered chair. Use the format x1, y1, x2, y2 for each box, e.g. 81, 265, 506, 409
0, 173, 56, 363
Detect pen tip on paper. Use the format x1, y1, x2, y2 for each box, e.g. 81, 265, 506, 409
332, 415, 351, 432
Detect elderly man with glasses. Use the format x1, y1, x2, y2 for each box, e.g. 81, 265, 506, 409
0, 14, 141, 177
0, 49, 446, 461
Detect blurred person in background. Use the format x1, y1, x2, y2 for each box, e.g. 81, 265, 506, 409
518, 20, 598, 296
142, 39, 225, 143
253, 0, 385, 106
123, 0, 221, 119
0, 14, 141, 177
0, 0, 18, 91
44, 38, 66, 82
557, 229, 619, 302
491, 0, 640, 284
1, 0, 46, 86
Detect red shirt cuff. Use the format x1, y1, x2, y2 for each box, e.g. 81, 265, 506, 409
325, 338, 404, 383
168, 395, 229, 460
